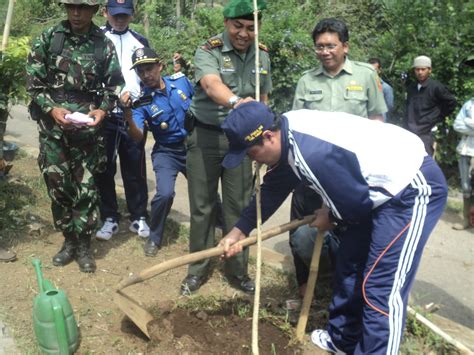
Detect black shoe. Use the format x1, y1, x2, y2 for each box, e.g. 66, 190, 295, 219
180, 274, 205, 295
76, 238, 96, 273
228, 275, 255, 294
144, 239, 160, 257
52, 239, 77, 266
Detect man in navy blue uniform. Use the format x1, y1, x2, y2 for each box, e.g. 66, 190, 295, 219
121, 48, 193, 256
96, 0, 150, 241
219, 102, 447, 354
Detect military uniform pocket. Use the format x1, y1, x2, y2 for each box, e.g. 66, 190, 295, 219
221, 71, 238, 89
343, 90, 367, 102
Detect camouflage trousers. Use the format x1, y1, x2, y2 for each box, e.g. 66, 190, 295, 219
38, 126, 107, 239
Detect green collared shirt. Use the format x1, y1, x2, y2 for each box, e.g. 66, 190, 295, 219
191, 31, 272, 125
292, 58, 387, 118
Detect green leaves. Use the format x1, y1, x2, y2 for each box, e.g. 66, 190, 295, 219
0, 36, 30, 109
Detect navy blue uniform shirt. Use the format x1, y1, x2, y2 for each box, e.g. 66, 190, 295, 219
132, 72, 194, 144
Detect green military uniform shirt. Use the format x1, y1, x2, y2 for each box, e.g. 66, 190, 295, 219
191, 31, 272, 126
26, 20, 123, 125
292, 58, 387, 118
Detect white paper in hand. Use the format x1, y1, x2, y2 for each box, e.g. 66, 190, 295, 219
65, 112, 94, 125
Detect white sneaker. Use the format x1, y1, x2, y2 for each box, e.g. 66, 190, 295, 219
311, 329, 346, 354
96, 218, 119, 241
129, 217, 150, 238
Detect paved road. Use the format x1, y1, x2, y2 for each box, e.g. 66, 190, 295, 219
4, 105, 474, 334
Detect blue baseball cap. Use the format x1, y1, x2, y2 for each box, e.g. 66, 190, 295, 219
222, 101, 275, 169
107, 0, 134, 16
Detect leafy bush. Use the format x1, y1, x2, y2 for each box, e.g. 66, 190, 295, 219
0, 36, 30, 109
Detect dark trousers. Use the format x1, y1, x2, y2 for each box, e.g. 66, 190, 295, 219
150, 143, 186, 244
289, 184, 338, 286
96, 119, 148, 222
328, 156, 447, 354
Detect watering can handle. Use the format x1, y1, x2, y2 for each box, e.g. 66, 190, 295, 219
32, 259, 45, 293
52, 298, 70, 355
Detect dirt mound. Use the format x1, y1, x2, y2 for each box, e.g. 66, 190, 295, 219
141, 304, 301, 354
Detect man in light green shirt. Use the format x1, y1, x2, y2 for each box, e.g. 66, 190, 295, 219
290, 18, 387, 305
293, 19, 386, 119
181, 0, 271, 295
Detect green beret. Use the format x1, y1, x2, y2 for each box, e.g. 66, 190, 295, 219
223, 0, 267, 19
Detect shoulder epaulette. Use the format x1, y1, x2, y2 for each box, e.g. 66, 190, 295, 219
206, 37, 224, 49
169, 72, 185, 80
258, 43, 268, 52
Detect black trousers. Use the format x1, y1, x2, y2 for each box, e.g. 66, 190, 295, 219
96, 117, 148, 222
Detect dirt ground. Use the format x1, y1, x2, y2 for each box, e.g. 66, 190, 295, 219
0, 151, 464, 354
0, 153, 329, 354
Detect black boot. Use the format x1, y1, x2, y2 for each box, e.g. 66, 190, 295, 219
52, 234, 77, 266
76, 237, 96, 273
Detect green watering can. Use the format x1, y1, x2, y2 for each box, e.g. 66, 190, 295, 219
32, 259, 79, 355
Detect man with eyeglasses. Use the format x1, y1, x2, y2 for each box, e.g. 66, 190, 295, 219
289, 18, 387, 303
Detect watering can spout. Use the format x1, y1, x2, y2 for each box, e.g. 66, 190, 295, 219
32, 258, 54, 293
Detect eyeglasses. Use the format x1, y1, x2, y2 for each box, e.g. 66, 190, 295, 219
314, 44, 338, 53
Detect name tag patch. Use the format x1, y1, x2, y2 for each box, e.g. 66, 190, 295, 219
346, 85, 363, 91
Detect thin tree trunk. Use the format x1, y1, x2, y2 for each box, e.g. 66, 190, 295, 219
2, 0, 15, 51
176, 0, 181, 30
143, 0, 151, 38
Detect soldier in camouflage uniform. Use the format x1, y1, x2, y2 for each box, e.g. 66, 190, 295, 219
26, 0, 124, 273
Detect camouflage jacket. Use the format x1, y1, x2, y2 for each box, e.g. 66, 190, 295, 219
26, 20, 124, 117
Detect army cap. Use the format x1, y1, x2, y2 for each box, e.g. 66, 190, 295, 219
58, 0, 105, 5
223, 0, 266, 20
130, 47, 161, 69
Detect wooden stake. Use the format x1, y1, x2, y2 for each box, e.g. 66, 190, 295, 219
296, 230, 325, 341
251, 1, 261, 354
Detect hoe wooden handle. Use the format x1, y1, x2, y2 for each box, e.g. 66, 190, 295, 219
117, 215, 315, 291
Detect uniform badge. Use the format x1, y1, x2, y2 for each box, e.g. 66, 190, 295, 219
347, 82, 363, 91
251, 66, 268, 75
177, 89, 187, 101
150, 104, 159, 113
135, 48, 145, 59
222, 56, 235, 72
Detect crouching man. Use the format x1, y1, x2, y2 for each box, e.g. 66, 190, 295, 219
219, 102, 447, 354
121, 48, 194, 257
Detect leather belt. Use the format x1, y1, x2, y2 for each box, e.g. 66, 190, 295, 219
194, 119, 223, 133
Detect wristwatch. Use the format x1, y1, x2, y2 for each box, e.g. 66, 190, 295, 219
228, 95, 242, 108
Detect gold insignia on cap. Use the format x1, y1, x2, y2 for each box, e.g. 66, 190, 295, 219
245, 124, 263, 142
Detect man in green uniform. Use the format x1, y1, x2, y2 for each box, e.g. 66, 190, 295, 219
26, 0, 124, 273
181, 0, 272, 295
290, 18, 387, 298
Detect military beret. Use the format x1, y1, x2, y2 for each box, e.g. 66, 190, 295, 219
223, 0, 266, 20
130, 47, 161, 69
